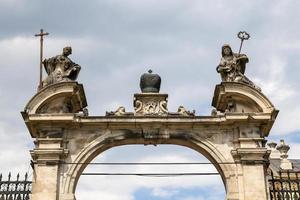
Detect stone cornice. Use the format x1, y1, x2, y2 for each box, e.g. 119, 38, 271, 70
22, 112, 276, 138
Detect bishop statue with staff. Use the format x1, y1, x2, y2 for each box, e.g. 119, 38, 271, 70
42, 46, 81, 87
216, 31, 261, 91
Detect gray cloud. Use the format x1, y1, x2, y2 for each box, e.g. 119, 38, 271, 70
0, 1, 300, 199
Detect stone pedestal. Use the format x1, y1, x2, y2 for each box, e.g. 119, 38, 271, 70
133, 93, 168, 116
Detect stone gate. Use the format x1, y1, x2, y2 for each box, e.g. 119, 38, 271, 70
22, 79, 278, 200
22, 44, 279, 200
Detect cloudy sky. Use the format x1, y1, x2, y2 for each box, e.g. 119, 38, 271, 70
0, 0, 300, 199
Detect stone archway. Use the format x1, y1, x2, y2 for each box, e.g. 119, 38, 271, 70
74, 143, 228, 200
63, 135, 233, 196
23, 81, 277, 200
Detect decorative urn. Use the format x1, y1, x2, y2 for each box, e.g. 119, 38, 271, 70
140, 70, 161, 93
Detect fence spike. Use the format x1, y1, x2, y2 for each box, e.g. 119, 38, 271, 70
0, 173, 2, 181
25, 173, 28, 181
17, 173, 20, 181
8, 172, 11, 181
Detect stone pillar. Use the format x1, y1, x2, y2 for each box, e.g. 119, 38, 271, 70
30, 138, 68, 200
232, 148, 270, 200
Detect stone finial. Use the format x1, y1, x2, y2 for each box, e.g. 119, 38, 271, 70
276, 139, 293, 170
140, 69, 161, 93
267, 142, 277, 149
267, 142, 280, 159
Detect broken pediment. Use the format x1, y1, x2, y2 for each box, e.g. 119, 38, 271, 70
212, 82, 276, 114
24, 82, 87, 115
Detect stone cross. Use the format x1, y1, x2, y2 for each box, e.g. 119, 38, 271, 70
35, 29, 49, 90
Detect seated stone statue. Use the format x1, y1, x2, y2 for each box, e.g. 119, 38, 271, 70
42, 47, 81, 87
216, 44, 260, 91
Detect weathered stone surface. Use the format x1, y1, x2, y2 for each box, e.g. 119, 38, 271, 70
24, 82, 87, 115
276, 140, 293, 170
42, 47, 81, 87
22, 79, 279, 200
134, 93, 168, 116
216, 44, 261, 91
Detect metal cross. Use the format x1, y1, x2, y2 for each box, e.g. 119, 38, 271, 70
35, 29, 49, 90
237, 31, 250, 55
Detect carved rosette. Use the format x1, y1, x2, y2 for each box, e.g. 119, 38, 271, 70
134, 93, 168, 116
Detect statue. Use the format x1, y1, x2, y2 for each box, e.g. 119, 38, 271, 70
216, 44, 261, 91
42, 47, 81, 87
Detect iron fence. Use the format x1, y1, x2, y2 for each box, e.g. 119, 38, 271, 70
269, 170, 300, 200
0, 173, 31, 200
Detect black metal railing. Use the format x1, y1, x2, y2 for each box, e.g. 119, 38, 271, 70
0, 173, 31, 200
269, 170, 300, 200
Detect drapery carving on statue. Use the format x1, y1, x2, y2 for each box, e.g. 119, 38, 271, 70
42, 46, 81, 87
216, 44, 261, 91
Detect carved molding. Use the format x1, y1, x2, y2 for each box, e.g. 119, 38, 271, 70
134, 93, 168, 116
106, 106, 133, 116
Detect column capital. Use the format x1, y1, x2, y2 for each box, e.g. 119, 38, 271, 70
231, 148, 270, 165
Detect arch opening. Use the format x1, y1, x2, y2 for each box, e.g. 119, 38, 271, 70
75, 144, 226, 200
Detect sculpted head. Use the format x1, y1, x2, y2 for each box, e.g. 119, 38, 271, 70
63, 46, 72, 56
222, 44, 233, 57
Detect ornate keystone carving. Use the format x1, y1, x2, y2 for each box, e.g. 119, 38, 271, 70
134, 93, 168, 116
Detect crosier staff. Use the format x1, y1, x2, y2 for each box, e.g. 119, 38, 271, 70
237, 31, 250, 56
34, 29, 49, 90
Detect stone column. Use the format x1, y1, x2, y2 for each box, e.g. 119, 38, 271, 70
232, 148, 270, 200
30, 138, 68, 200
